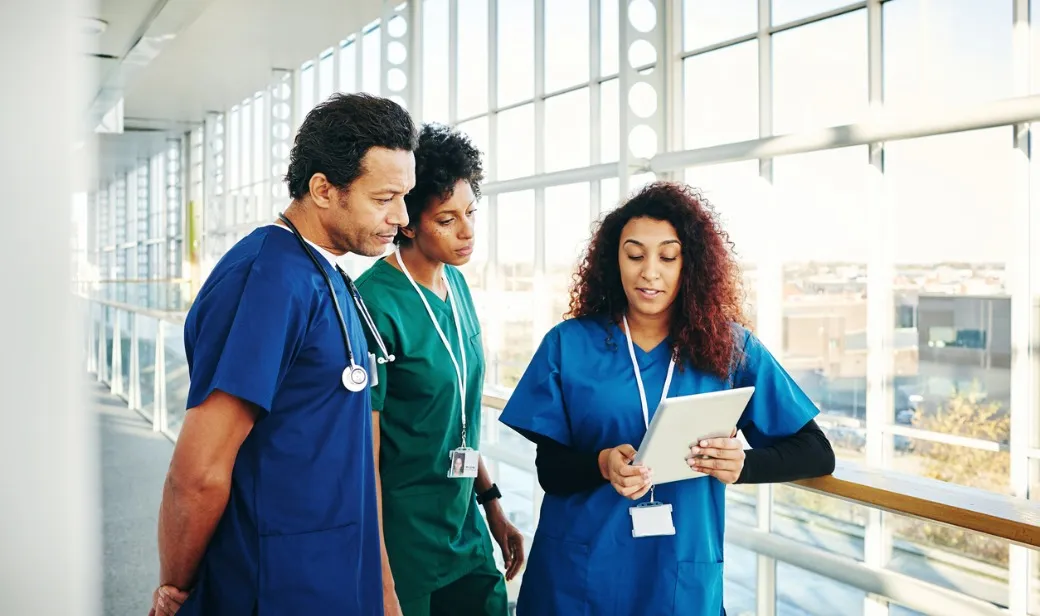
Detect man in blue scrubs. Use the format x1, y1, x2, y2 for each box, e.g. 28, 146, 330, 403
149, 93, 416, 616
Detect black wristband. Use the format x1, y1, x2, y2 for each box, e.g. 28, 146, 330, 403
476, 483, 502, 505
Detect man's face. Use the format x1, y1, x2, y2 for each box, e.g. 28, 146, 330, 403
327, 147, 415, 257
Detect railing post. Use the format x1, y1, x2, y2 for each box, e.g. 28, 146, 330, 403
153, 320, 165, 432
111, 310, 122, 397
129, 311, 139, 410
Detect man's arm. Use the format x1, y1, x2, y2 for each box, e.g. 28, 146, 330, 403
372, 411, 402, 615
158, 390, 257, 590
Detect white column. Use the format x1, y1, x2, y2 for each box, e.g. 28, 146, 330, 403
0, 0, 100, 614
618, 0, 667, 195
382, 0, 414, 112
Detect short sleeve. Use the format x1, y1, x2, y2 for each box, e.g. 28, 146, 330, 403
498, 328, 572, 446
185, 264, 308, 414
734, 330, 819, 449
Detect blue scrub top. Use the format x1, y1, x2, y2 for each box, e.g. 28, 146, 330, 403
178, 226, 382, 616
499, 317, 818, 616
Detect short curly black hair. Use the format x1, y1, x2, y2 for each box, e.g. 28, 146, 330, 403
397, 122, 484, 244
284, 93, 417, 200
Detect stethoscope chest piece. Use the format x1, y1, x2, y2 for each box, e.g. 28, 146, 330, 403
342, 365, 369, 392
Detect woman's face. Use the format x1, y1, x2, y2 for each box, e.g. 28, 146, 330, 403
617, 216, 682, 320
404, 179, 477, 266
453, 456, 464, 472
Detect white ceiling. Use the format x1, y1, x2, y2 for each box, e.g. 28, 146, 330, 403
83, 0, 383, 188
121, 0, 382, 123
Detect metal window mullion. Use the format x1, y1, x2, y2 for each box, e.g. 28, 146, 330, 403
380, 9, 390, 97
664, 0, 684, 168
1008, 1, 1033, 613
589, 0, 602, 218
533, 0, 547, 352
488, 0, 499, 183
863, 2, 891, 614
410, 0, 424, 120
355, 27, 365, 97
754, 0, 778, 615
332, 38, 342, 94
449, 0, 459, 123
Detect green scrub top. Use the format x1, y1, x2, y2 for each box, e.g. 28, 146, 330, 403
354, 257, 494, 602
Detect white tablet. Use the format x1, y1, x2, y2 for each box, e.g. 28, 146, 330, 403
633, 386, 755, 485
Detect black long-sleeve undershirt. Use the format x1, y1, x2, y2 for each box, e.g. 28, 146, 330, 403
527, 419, 836, 496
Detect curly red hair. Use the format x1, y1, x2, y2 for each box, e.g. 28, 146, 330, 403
567, 182, 749, 379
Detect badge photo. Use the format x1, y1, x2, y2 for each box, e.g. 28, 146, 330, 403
448, 448, 479, 478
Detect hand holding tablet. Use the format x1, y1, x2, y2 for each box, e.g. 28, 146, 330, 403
633, 386, 755, 485
686, 429, 746, 484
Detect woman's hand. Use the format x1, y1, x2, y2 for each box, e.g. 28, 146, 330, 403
687, 433, 745, 484
486, 502, 526, 581
599, 445, 652, 500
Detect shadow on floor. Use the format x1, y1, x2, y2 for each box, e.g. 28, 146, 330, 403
94, 380, 173, 616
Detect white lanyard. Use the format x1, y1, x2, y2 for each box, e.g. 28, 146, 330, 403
622, 316, 675, 428
396, 249, 469, 445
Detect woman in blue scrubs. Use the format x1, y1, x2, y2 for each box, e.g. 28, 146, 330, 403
499, 182, 835, 616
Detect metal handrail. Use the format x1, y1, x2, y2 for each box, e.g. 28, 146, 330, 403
482, 392, 1040, 550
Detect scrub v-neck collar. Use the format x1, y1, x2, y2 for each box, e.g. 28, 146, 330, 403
376, 257, 453, 312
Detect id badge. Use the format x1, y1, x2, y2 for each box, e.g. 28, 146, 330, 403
630, 502, 676, 538
367, 353, 379, 388
448, 447, 479, 478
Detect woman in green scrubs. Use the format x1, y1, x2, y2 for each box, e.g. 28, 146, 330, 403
355, 123, 524, 616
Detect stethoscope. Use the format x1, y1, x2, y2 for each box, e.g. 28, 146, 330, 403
277, 213, 395, 392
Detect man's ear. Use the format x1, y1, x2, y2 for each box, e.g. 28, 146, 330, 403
308, 173, 332, 209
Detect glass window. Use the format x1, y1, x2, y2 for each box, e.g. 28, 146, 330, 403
773, 10, 867, 134
240, 100, 252, 188
228, 107, 240, 190
683, 41, 758, 149
600, 78, 619, 163
886, 511, 1008, 607
495, 190, 536, 387
339, 40, 357, 93
457, 0, 489, 119
362, 26, 382, 95
773, 484, 869, 561
300, 63, 315, 116
684, 161, 762, 328
456, 115, 489, 165
498, 0, 534, 107
776, 561, 868, 615
773, 146, 870, 463
600, 0, 619, 77
253, 94, 265, 188
883, 0, 1012, 110
544, 183, 591, 329
772, 0, 855, 26
722, 542, 756, 614
1033, 0, 1040, 94
318, 48, 334, 102
600, 177, 620, 214
545, 0, 590, 93
422, 0, 449, 121
683, 0, 757, 50
544, 89, 591, 173
885, 128, 1013, 492
496, 103, 535, 180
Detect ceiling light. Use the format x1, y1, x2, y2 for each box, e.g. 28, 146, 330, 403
81, 17, 108, 36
